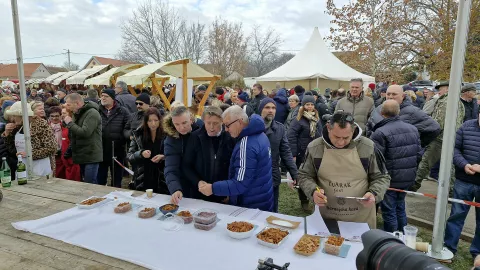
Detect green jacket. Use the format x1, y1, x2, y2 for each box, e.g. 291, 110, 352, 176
298, 126, 390, 203
67, 101, 103, 164
431, 93, 465, 140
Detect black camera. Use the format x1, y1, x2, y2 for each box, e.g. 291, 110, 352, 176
356, 229, 451, 270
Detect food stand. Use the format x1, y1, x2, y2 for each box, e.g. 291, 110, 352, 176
83, 64, 145, 87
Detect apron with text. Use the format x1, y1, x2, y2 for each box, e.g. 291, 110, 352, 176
317, 146, 376, 229
15, 128, 52, 177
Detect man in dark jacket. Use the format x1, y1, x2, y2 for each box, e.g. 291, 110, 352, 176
124, 93, 151, 140
273, 88, 289, 124
114, 81, 136, 114
97, 89, 130, 187
64, 93, 102, 184
366, 85, 441, 147
259, 98, 298, 212
294, 85, 306, 102
85, 89, 100, 104
198, 106, 274, 211
371, 100, 422, 232
249, 83, 267, 114
460, 84, 479, 122
183, 106, 235, 203
445, 114, 480, 260
235, 92, 254, 117
164, 106, 200, 204
311, 91, 330, 125
374, 87, 387, 108
329, 88, 346, 112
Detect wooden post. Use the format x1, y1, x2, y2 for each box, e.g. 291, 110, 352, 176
127, 85, 137, 97
198, 76, 220, 116
182, 62, 188, 106
151, 77, 171, 110
168, 85, 176, 102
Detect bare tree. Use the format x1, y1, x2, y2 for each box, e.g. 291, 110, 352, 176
207, 18, 248, 78
118, 0, 208, 63
62, 61, 79, 71
245, 52, 295, 77
248, 25, 283, 76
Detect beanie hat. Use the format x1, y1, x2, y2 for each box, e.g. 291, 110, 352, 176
238, 92, 249, 102
215, 87, 224, 96
368, 83, 376, 91
136, 93, 151, 105
101, 89, 116, 100
301, 95, 315, 107
258, 97, 275, 113
197, 85, 207, 92
304, 91, 313, 96
2, 100, 15, 113
294, 85, 305, 94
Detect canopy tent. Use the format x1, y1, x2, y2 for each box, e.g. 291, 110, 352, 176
66, 65, 111, 85
43, 72, 66, 83
256, 27, 375, 92
117, 59, 220, 112
26, 78, 47, 84
84, 64, 144, 86
52, 70, 81, 86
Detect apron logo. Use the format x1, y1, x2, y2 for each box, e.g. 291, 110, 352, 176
328, 182, 352, 188
337, 197, 346, 205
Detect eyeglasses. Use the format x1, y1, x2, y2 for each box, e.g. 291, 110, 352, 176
135, 102, 144, 106
331, 110, 354, 124
225, 119, 240, 129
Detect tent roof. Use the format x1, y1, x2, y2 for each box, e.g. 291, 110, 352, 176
44, 72, 66, 83
66, 65, 111, 85
84, 64, 144, 86
256, 27, 374, 82
117, 59, 215, 86
52, 70, 81, 85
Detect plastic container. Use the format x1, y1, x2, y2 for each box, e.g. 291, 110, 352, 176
177, 211, 193, 224
194, 219, 218, 231
193, 209, 217, 225
256, 227, 290, 249
403, 225, 418, 249
159, 204, 179, 215
324, 234, 344, 256
161, 213, 184, 231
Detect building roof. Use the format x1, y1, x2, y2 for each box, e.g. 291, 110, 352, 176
45, 65, 68, 74
86, 56, 139, 68
0, 63, 43, 79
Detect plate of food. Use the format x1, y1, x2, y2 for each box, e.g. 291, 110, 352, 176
256, 226, 290, 249
177, 210, 193, 224
138, 206, 157, 219
294, 234, 321, 256
114, 202, 133, 213
77, 196, 112, 209
226, 221, 257, 239
159, 204, 179, 215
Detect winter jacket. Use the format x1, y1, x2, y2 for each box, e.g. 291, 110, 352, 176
460, 98, 478, 122
453, 119, 480, 185
266, 120, 298, 187
370, 116, 422, 189
99, 103, 130, 161
273, 89, 289, 124
298, 124, 391, 203
314, 97, 330, 125
183, 126, 235, 202
0, 135, 17, 180
366, 98, 441, 147
249, 92, 267, 114
335, 91, 374, 134
60, 126, 81, 181
284, 105, 299, 131
296, 91, 305, 102
287, 109, 322, 160
163, 114, 200, 197
374, 97, 385, 108
115, 91, 137, 115
415, 96, 425, 109
240, 103, 254, 117
431, 93, 465, 141
329, 98, 339, 113
66, 101, 103, 164
423, 95, 439, 115
124, 110, 146, 139
212, 114, 274, 211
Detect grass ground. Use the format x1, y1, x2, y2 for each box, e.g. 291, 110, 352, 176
277, 184, 473, 270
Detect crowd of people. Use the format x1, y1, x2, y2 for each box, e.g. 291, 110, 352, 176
1, 78, 479, 264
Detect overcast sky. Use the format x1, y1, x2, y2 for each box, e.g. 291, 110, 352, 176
0, 0, 344, 68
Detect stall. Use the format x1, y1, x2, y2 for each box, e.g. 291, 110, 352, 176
66, 65, 112, 85
52, 70, 81, 86
84, 64, 144, 87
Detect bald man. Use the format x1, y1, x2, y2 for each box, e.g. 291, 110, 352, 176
366, 85, 440, 148
370, 100, 421, 232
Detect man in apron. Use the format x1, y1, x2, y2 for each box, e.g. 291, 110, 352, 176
298, 110, 390, 229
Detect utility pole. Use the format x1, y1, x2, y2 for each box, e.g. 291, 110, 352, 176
64, 49, 71, 70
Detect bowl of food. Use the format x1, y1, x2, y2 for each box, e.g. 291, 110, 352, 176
256, 227, 290, 249
177, 210, 193, 224
159, 204, 179, 215
193, 209, 217, 225
324, 234, 345, 256
138, 206, 157, 219
227, 221, 256, 239
114, 202, 132, 213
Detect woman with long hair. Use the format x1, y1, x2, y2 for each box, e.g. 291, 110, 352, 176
127, 107, 168, 194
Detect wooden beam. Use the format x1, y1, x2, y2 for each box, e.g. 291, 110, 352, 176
151, 77, 171, 110
165, 59, 189, 67
168, 85, 176, 102
189, 76, 222, 81
127, 85, 137, 97
182, 62, 188, 106
198, 77, 219, 115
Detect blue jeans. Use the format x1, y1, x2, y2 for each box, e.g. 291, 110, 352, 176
80, 163, 99, 184
380, 190, 407, 233
444, 179, 480, 258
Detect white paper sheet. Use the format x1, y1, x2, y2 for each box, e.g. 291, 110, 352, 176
305, 205, 330, 237
338, 221, 370, 242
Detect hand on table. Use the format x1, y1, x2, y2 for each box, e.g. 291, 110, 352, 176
313, 188, 327, 206
142, 150, 151, 159
198, 181, 213, 196
170, 191, 183, 205
359, 192, 376, 207
151, 154, 164, 163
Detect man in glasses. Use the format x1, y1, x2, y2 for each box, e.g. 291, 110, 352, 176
298, 110, 390, 229
124, 93, 151, 140
335, 78, 374, 135
198, 105, 274, 211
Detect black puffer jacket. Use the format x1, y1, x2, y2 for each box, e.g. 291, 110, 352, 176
314, 98, 330, 126
366, 97, 441, 147
0, 136, 16, 180
249, 92, 267, 114
99, 103, 130, 160
287, 108, 322, 161
183, 126, 235, 202
240, 103, 254, 117
124, 110, 146, 139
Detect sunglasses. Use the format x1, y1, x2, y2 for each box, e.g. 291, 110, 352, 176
135, 102, 144, 106
331, 110, 354, 124
225, 119, 239, 129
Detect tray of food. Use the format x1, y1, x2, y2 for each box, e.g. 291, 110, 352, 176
256, 226, 290, 249
77, 196, 112, 209
114, 202, 133, 213
159, 204, 179, 215
177, 210, 193, 224
193, 209, 217, 225
324, 234, 345, 256
138, 206, 157, 219
226, 221, 256, 239
294, 234, 321, 256
194, 218, 220, 231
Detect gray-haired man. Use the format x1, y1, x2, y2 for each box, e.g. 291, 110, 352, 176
114, 81, 137, 114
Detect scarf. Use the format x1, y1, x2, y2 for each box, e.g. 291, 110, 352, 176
303, 111, 319, 138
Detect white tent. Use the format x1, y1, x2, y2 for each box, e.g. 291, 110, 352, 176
44, 72, 66, 83
66, 65, 111, 85
52, 70, 81, 86
256, 27, 375, 92
84, 64, 144, 86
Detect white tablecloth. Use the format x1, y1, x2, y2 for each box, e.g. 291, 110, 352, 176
12, 191, 363, 270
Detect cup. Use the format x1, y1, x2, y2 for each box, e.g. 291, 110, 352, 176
146, 189, 153, 198
403, 225, 418, 249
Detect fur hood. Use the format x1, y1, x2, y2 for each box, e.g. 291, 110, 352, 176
162, 113, 179, 138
